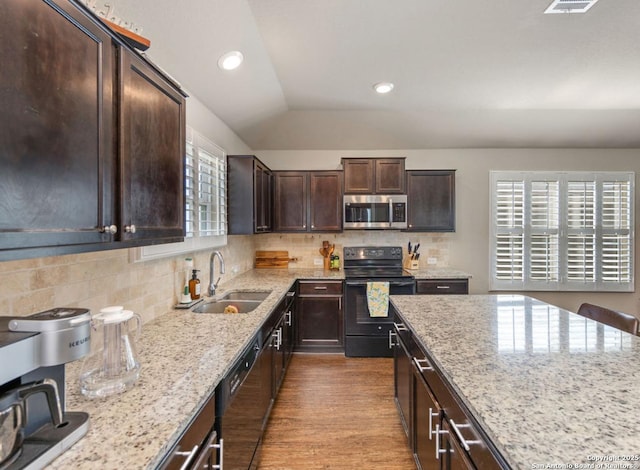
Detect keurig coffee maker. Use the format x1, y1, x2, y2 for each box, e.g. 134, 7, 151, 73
0, 308, 91, 469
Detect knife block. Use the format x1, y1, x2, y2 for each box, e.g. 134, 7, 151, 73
403, 257, 419, 270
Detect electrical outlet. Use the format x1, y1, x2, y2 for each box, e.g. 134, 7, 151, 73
427, 257, 437, 265
313, 258, 323, 266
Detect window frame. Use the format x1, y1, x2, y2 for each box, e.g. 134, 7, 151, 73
490, 171, 634, 292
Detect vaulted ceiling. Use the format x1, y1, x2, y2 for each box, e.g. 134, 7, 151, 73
102, 0, 640, 150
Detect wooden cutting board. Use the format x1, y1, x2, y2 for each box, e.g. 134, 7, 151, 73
255, 250, 290, 269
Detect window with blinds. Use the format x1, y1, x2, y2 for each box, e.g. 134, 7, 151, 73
490, 171, 634, 292
185, 127, 226, 239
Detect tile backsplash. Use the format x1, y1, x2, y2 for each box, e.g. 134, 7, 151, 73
0, 232, 450, 322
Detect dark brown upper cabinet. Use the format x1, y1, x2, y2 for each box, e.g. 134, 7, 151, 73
406, 170, 456, 232
119, 49, 186, 244
342, 158, 405, 194
228, 155, 273, 234
273, 171, 343, 232
0, 0, 186, 261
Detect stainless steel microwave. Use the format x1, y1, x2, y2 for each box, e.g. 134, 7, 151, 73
343, 195, 408, 229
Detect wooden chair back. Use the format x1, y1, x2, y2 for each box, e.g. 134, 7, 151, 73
577, 303, 639, 336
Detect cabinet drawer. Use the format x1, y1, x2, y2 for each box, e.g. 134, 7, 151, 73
416, 279, 468, 295
298, 280, 343, 295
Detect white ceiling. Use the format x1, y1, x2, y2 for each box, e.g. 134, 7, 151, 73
105, 0, 640, 150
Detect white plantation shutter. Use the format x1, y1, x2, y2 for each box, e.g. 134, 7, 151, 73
495, 181, 525, 280
491, 172, 634, 292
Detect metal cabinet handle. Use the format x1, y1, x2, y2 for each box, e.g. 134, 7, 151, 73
413, 357, 434, 373
388, 330, 397, 348
435, 424, 448, 460
428, 407, 439, 440
125, 224, 136, 233
100, 225, 117, 234
436, 285, 451, 289
449, 419, 482, 451
211, 438, 224, 470
314, 286, 328, 290
285, 311, 292, 326
176, 445, 199, 470
393, 322, 408, 332
273, 328, 282, 350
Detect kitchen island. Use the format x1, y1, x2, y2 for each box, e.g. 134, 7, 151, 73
390, 294, 640, 470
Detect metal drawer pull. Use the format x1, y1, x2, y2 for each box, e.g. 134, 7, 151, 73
211, 438, 224, 469
436, 285, 451, 289
435, 424, 448, 460
177, 445, 199, 470
393, 322, 408, 332
273, 328, 282, 350
449, 419, 482, 451
388, 330, 397, 348
285, 311, 292, 326
413, 357, 434, 373
314, 286, 328, 290
428, 407, 439, 440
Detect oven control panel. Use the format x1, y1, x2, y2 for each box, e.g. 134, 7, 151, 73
343, 246, 403, 260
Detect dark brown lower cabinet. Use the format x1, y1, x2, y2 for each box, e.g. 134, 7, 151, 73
413, 360, 441, 469
393, 317, 506, 470
296, 280, 344, 352
416, 279, 469, 295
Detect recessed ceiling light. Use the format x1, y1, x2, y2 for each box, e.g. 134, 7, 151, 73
373, 82, 394, 94
218, 51, 244, 71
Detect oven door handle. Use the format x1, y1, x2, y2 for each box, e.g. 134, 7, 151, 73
345, 280, 415, 287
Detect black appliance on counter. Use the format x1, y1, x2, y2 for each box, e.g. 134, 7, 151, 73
0, 308, 91, 469
343, 246, 415, 357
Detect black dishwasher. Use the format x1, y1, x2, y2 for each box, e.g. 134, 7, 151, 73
216, 337, 263, 470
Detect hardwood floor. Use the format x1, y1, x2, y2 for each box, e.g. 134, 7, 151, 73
258, 354, 415, 470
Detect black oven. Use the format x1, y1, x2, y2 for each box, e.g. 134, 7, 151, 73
343, 246, 415, 357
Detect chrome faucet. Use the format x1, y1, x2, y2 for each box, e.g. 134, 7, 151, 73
208, 251, 225, 296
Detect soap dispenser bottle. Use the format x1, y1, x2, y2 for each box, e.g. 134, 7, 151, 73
189, 269, 201, 300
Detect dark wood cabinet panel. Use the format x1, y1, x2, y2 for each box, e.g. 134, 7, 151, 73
274, 172, 307, 232
119, 50, 185, 243
342, 159, 374, 193
296, 280, 343, 352
416, 279, 469, 295
228, 155, 272, 234
0, 0, 186, 260
273, 171, 342, 232
0, 0, 116, 257
375, 159, 406, 193
309, 172, 343, 231
343, 158, 405, 194
407, 170, 456, 232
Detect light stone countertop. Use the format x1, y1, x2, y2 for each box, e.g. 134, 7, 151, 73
47, 266, 470, 469
406, 267, 472, 279
49, 268, 341, 470
390, 294, 640, 470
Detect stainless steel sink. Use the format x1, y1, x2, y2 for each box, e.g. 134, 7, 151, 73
193, 300, 262, 314
218, 290, 271, 301
192, 290, 272, 314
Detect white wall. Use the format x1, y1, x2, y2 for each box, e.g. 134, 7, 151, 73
256, 148, 640, 315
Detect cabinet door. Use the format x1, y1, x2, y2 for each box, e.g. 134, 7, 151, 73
296, 293, 343, 352
413, 360, 442, 470
407, 170, 456, 232
343, 159, 374, 194
0, 0, 116, 258
394, 331, 412, 439
274, 171, 307, 232
442, 420, 475, 470
309, 171, 343, 231
119, 50, 185, 243
375, 159, 406, 193
255, 162, 273, 232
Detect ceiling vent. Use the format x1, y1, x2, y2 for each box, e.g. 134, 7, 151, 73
544, 0, 600, 14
